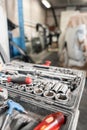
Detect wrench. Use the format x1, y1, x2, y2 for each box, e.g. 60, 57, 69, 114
1, 100, 27, 130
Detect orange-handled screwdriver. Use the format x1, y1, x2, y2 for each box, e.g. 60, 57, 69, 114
34, 112, 65, 130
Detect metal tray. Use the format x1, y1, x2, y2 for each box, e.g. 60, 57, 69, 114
1, 61, 86, 110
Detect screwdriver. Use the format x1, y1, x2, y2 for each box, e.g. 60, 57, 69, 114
1, 100, 27, 130
34, 112, 65, 130
1, 76, 32, 84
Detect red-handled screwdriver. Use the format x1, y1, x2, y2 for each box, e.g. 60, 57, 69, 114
34, 112, 65, 130
3, 76, 32, 84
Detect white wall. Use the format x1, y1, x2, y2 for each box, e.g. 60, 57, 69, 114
6, 0, 46, 40
0, 0, 10, 63
23, 0, 46, 39
5, 0, 18, 24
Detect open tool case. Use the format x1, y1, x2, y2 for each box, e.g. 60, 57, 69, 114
0, 61, 86, 130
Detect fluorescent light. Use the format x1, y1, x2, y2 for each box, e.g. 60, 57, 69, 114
41, 0, 51, 8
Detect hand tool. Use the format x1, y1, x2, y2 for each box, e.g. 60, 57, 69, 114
58, 84, 68, 94
44, 90, 55, 99
0, 87, 8, 105
52, 82, 62, 93
1, 100, 27, 130
44, 82, 54, 90
34, 88, 43, 96
0, 87, 8, 100
43, 60, 51, 66
56, 89, 70, 103
6, 82, 13, 87
56, 93, 68, 102
2, 70, 18, 75
25, 86, 34, 93
0, 76, 32, 84
18, 84, 26, 90
34, 112, 65, 130
40, 71, 76, 81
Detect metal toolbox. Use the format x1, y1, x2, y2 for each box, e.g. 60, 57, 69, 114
1, 61, 86, 111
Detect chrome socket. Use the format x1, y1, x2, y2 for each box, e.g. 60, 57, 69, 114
33, 82, 42, 88
25, 87, 34, 93
18, 85, 26, 91
12, 83, 18, 89
44, 82, 54, 90
52, 82, 62, 93
55, 93, 68, 103
34, 88, 43, 96
56, 89, 71, 102
0, 87, 8, 105
6, 82, 13, 87
58, 84, 68, 94
44, 90, 55, 99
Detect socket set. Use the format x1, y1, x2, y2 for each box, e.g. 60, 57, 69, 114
0, 61, 86, 110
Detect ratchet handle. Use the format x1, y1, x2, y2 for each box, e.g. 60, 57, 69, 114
7, 76, 32, 84
7, 100, 27, 115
